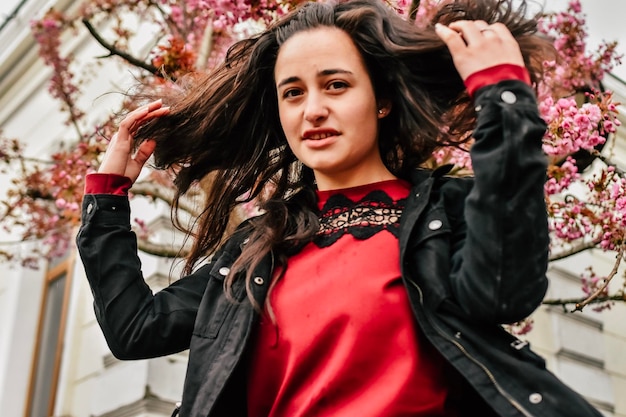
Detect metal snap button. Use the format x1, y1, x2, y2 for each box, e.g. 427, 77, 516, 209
511, 339, 528, 350
87, 203, 93, 214
500, 90, 517, 104
528, 393, 542, 404
253, 277, 264, 285
218, 267, 230, 276
428, 219, 443, 230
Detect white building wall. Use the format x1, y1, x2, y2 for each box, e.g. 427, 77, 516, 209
0, 256, 46, 417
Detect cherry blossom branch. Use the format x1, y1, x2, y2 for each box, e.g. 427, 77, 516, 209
195, 16, 214, 70
131, 181, 200, 217
136, 235, 188, 258
81, 19, 161, 77
542, 293, 626, 310
592, 151, 626, 175
549, 237, 603, 262
147, 0, 183, 38
30, 11, 85, 139
569, 246, 624, 312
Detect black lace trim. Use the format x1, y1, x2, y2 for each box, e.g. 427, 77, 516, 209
314, 189, 405, 248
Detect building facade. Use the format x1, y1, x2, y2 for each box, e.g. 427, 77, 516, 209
1, 0, 625, 416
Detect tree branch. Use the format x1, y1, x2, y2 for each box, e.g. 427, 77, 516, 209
136, 235, 188, 258
131, 181, 201, 216
195, 17, 214, 70
549, 237, 603, 261
542, 293, 626, 309
571, 245, 624, 312
82, 19, 162, 78
148, 0, 184, 38
592, 150, 626, 175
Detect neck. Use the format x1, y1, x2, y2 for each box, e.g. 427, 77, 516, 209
314, 166, 397, 191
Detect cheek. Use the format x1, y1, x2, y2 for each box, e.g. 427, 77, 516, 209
277, 104, 294, 135
278, 109, 300, 153
349, 94, 377, 122
354, 104, 379, 133
278, 110, 304, 160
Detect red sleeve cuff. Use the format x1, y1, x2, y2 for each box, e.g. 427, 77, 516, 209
85, 173, 132, 196
464, 64, 531, 97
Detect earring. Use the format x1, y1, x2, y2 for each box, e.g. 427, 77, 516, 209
378, 109, 384, 114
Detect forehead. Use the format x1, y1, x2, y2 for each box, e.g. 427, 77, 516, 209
274, 27, 367, 79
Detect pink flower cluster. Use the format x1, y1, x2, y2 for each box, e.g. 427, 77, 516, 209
580, 266, 613, 312
544, 156, 580, 195
539, 94, 618, 157
163, 0, 299, 68
430, 146, 472, 170
31, 10, 84, 124
1, 136, 103, 263
550, 166, 626, 251
504, 317, 535, 336
590, 167, 626, 251
549, 197, 594, 242
538, 0, 622, 97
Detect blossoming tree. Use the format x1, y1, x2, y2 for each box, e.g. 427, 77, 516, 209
0, 0, 622, 315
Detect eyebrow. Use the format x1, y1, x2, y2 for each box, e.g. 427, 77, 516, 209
276, 68, 354, 88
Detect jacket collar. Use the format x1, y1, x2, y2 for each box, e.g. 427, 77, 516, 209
399, 165, 454, 260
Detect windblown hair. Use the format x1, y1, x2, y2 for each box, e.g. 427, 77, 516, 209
134, 0, 553, 304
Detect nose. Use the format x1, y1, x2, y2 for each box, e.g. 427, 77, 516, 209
303, 93, 329, 124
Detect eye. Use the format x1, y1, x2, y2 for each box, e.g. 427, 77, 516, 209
282, 88, 303, 99
327, 80, 348, 91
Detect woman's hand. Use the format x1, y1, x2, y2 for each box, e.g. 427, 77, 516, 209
98, 100, 170, 183
434, 20, 525, 81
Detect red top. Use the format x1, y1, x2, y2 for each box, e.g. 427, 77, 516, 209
246, 180, 457, 417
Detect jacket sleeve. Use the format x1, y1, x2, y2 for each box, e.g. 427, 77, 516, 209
75, 194, 212, 359
449, 80, 549, 324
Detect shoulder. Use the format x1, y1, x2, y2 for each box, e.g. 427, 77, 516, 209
408, 166, 474, 197
407, 167, 474, 222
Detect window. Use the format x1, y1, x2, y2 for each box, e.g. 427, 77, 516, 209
24, 259, 72, 417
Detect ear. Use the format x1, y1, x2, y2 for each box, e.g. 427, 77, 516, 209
377, 99, 392, 119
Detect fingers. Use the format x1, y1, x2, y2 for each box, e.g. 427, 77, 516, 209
124, 140, 158, 182
434, 22, 468, 57
435, 20, 525, 81
98, 100, 169, 182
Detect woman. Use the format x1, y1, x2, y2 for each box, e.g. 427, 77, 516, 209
77, 0, 603, 416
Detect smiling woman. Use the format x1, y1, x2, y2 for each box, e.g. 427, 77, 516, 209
275, 27, 392, 190
75, 1, 603, 417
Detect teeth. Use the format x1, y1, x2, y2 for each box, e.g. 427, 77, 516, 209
309, 133, 333, 140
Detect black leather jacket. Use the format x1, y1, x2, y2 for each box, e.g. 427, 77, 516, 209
77, 81, 602, 417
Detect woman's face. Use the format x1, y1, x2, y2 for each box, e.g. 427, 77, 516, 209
274, 27, 393, 190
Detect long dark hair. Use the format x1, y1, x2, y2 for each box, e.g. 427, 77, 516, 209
134, 0, 552, 304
